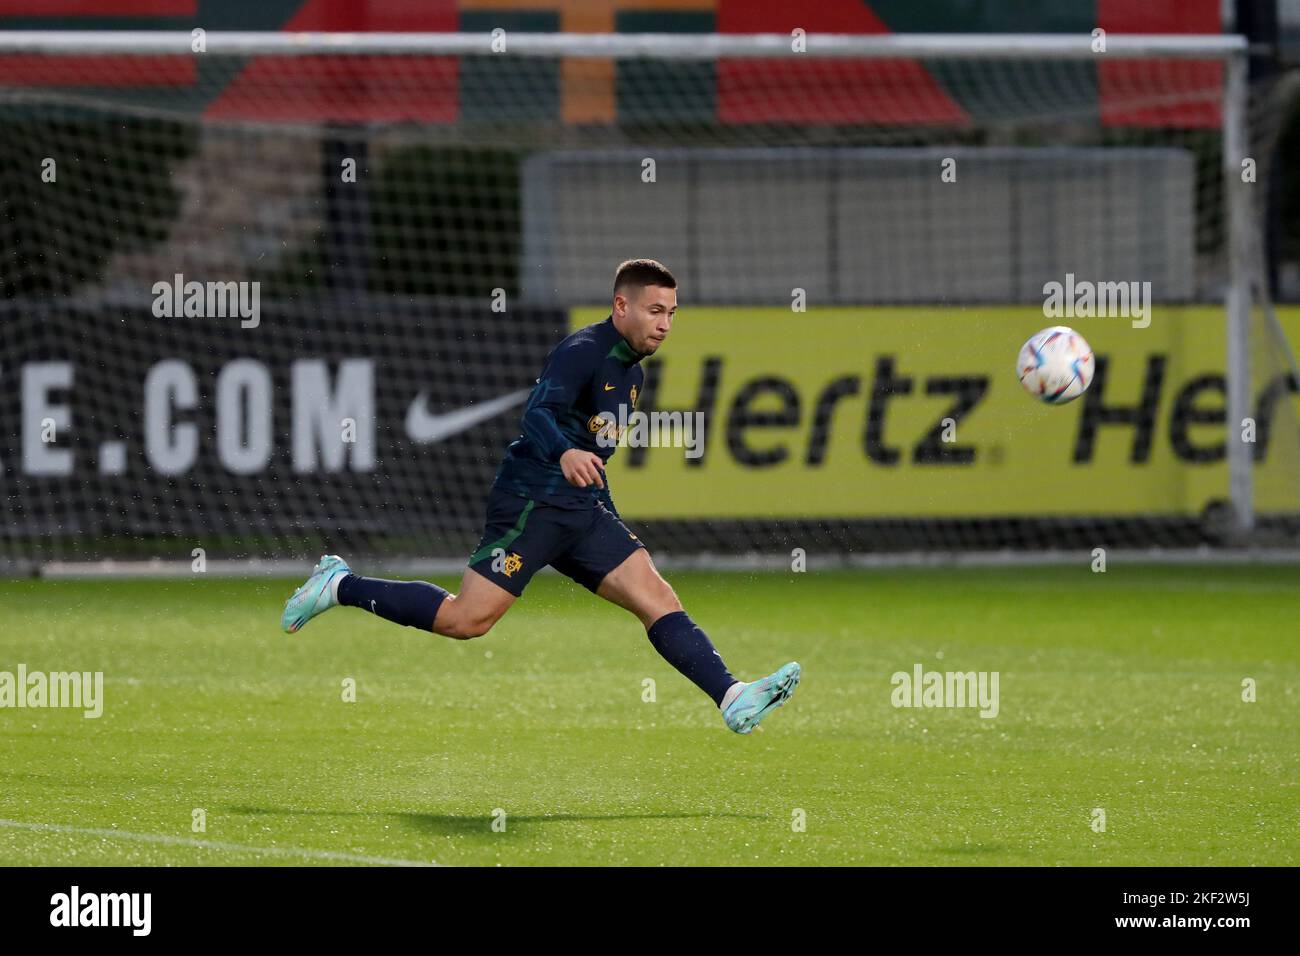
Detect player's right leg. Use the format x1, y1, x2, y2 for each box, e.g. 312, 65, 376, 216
591, 548, 800, 733
554, 505, 801, 735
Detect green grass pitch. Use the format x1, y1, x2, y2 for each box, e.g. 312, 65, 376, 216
0, 565, 1295, 866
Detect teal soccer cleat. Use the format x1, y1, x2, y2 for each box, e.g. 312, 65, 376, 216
723, 662, 801, 734
281, 555, 350, 634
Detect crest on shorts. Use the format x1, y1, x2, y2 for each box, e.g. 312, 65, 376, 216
630, 384, 638, 407
502, 552, 523, 577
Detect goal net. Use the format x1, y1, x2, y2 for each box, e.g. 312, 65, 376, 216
0, 31, 1294, 570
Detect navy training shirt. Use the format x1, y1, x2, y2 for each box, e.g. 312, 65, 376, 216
491, 315, 647, 510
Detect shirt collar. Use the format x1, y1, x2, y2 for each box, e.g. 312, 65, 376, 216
604, 315, 646, 365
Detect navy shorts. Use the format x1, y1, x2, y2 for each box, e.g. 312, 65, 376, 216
467, 489, 646, 597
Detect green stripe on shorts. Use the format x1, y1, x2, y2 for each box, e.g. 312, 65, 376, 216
469, 498, 536, 565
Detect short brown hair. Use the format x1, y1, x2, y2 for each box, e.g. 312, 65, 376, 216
614, 258, 676, 297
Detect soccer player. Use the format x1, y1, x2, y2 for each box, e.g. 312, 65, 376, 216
282, 259, 799, 734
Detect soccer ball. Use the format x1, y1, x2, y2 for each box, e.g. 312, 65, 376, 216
1017, 326, 1094, 404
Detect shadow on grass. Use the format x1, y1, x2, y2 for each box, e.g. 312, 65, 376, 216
933, 843, 1008, 856
226, 805, 766, 838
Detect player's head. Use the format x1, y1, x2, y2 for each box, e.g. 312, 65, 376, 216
612, 258, 677, 355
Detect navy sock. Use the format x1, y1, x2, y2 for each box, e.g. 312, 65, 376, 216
646, 610, 738, 706
336, 574, 448, 632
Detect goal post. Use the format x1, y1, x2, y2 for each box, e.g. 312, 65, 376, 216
0, 29, 1252, 57
0, 29, 1289, 571
1223, 49, 1254, 536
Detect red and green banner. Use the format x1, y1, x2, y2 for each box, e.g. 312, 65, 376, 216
0, 0, 1225, 126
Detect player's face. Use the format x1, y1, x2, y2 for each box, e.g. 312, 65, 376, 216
616, 284, 677, 355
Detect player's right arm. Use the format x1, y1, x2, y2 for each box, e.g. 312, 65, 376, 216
520, 338, 605, 489
560, 448, 605, 489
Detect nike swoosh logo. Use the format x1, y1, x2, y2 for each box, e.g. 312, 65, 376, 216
603, 383, 615, 391
405, 388, 531, 444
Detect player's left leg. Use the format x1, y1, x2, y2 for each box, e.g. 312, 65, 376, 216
281, 558, 515, 639
282, 490, 558, 639
281, 554, 458, 635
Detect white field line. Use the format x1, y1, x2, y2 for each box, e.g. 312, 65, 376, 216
32, 548, 1300, 578
0, 818, 441, 867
